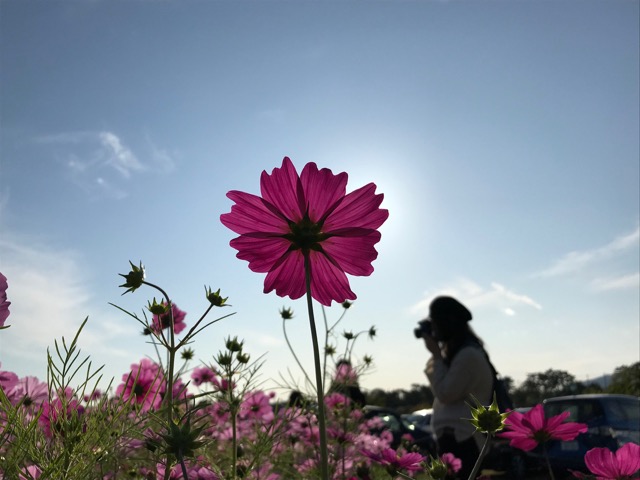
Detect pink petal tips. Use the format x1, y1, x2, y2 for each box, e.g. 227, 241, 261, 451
220, 157, 388, 306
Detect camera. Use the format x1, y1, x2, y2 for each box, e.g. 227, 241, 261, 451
413, 319, 432, 339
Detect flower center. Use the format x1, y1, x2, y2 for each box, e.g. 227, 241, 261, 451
286, 214, 328, 251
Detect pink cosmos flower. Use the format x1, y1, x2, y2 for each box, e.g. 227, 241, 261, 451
116, 358, 165, 411
361, 447, 426, 473
441, 452, 462, 475
7, 376, 49, 408
239, 390, 275, 423
0, 272, 11, 327
19, 465, 42, 480
191, 366, 219, 387
38, 387, 85, 438
220, 157, 388, 306
499, 403, 588, 451
150, 302, 187, 335
584, 442, 640, 479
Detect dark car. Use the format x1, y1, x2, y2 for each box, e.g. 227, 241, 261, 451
541, 394, 640, 474
363, 405, 437, 456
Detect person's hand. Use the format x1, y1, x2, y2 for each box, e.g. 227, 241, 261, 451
423, 334, 442, 359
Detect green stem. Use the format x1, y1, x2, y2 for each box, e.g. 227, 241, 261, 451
303, 253, 329, 480
467, 434, 491, 480
282, 317, 314, 390
543, 443, 556, 480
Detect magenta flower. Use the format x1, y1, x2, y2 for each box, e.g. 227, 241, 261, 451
441, 452, 462, 475
584, 442, 640, 479
220, 157, 388, 306
38, 387, 85, 438
191, 366, 219, 387
0, 272, 11, 327
150, 302, 187, 335
361, 447, 426, 473
499, 404, 588, 451
116, 358, 165, 411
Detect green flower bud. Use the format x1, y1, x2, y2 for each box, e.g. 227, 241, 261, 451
368, 325, 377, 339
342, 330, 354, 340
118, 261, 145, 295
468, 394, 510, 434
217, 352, 233, 366
180, 348, 195, 361
160, 418, 206, 458
279, 307, 294, 320
147, 298, 168, 315
225, 336, 243, 352
237, 353, 250, 364
205, 286, 229, 307
324, 344, 336, 356
341, 300, 353, 309
363, 355, 373, 366
427, 457, 449, 480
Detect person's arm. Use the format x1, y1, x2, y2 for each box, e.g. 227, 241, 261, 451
425, 348, 481, 404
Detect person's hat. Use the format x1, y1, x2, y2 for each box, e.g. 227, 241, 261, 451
428, 296, 472, 322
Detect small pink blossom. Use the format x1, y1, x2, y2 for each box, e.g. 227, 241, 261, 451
151, 302, 187, 335
239, 390, 275, 422
499, 403, 588, 451
18, 465, 42, 480
584, 442, 640, 479
38, 388, 85, 438
220, 157, 388, 306
7, 376, 49, 408
0, 272, 11, 326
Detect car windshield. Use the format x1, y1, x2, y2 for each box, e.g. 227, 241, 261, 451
604, 397, 640, 429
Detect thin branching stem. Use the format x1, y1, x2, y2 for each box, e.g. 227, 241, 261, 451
303, 253, 329, 480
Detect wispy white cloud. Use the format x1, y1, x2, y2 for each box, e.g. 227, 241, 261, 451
535, 226, 640, 278
409, 278, 542, 318
591, 273, 640, 292
0, 233, 139, 381
36, 130, 176, 199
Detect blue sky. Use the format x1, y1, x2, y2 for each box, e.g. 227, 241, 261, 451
1, 0, 638, 398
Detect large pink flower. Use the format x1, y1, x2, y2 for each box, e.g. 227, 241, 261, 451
499, 404, 588, 451
584, 442, 640, 479
220, 157, 388, 306
0, 272, 11, 327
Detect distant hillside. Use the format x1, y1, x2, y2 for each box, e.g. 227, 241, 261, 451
582, 374, 612, 389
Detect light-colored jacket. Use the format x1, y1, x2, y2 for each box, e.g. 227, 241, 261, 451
425, 345, 493, 446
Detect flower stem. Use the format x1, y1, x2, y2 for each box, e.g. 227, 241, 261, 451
303, 253, 329, 480
543, 443, 556, 480
467, 434, 491, 480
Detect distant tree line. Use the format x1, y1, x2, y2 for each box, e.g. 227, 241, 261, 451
364, 361, 639, 412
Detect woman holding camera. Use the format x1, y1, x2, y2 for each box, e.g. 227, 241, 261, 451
421, 296, 493, 479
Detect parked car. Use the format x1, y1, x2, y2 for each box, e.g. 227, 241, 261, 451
401, 410, 433, 436
363, 405, 437, 456
541, 394, 640, 474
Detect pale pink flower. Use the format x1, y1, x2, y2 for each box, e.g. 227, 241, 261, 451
584, 442, 640, 479
8, 376, 48, 408
150, 302, 187, 335
499, 403, 588, 451
220, 157, 388, 306
0, 364, 19, 393
0, 272, 11, 326
239, 390, 275, 423
18, 465, 42, 479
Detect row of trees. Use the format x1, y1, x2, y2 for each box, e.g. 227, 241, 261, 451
366, 362, 639, 413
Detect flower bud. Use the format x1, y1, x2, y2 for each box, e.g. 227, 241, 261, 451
118, 261, 145, 295
468, 394, 510, 434
225, 336, 243, 352
205, 286, 229, 307
279, 307, 294, 320
147, 298, 168, 315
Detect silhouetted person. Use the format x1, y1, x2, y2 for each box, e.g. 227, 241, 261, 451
419, 296, 493, 479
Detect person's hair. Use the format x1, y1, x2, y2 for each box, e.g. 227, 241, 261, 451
442, 322, 484, 365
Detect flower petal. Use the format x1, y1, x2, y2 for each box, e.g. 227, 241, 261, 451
615, 442, 640, 476
300, 162, 348, 223
230, 236, 291, 273
323, 183, 388, 231
260, 157, 306, 223
585, 447, 619, 477
263, 250, 307, 300
549, 421, 587, 442
322, 232, 381, 276
221, 191, 289, 234
309, 251, 356, 306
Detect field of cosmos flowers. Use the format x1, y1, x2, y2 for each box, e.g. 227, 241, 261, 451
1, 158, 638, 480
